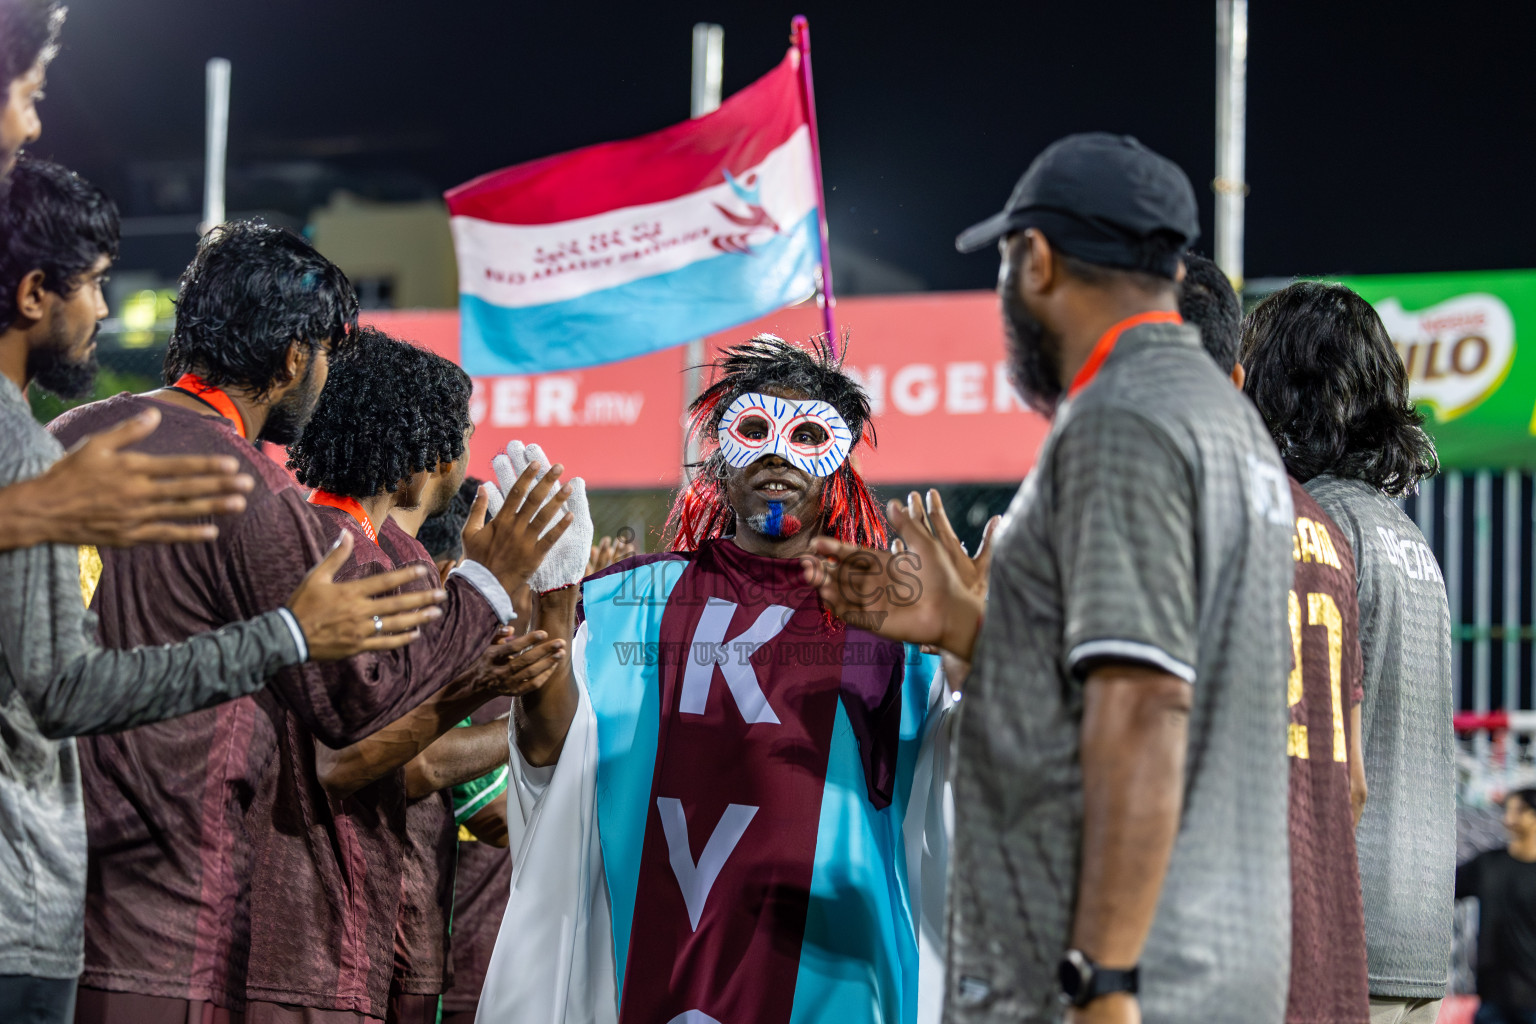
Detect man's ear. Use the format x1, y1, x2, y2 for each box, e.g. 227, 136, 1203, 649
279, 338, 308, 385
13, 269, 49, 323
1022, 228, 1056, 295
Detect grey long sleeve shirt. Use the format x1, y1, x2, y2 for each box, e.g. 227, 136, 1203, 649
0, 375, 305, 979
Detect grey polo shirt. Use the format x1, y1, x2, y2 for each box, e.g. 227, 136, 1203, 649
0, 375, 303, 979
944, 319, 1295, 1023
1306, 474, 1454, 999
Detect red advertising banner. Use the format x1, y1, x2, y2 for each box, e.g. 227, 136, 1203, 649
366, 291, 1048, 490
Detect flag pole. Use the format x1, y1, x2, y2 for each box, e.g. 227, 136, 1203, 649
683, 23, 725, 479
791, 15, 838, 355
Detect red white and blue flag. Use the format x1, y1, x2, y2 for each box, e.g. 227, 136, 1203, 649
446, 49, 824, 376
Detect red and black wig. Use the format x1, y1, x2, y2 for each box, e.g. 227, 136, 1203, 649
665, 333, 887, 551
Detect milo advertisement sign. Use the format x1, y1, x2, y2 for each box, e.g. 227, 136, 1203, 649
1334, 270, 1536, 469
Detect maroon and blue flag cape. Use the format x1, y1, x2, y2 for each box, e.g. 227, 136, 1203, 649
478, 538, 947, 1024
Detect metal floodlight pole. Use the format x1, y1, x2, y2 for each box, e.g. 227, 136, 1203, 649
683, 24, 724, 477
202, 57, 231, 234
1214, 0, 1248, 288
691, 23, 724, 118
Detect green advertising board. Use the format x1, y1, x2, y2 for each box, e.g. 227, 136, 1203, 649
1332, 269, 1536, 470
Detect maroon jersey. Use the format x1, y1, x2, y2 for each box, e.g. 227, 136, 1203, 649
440, 695, 514, 1016
47, 394, 500, 1010
378, 521, 460, 997
243, 504, 454, 1015
1286, 479, 1369, 1024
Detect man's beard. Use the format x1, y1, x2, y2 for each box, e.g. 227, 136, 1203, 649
1001, 281, 1064, 418
258, 357, 322, 445
28, 324, 100, 399
424, 474, 459, 518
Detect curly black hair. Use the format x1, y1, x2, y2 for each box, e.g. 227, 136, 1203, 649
162, 220, 358, 400
417, 475, 482, 563
1178, 252, 1241, 374
286, 326, 472, 499
0, 0, 63, 104
0, 156, 118, 333
1241, 281, 1439, 496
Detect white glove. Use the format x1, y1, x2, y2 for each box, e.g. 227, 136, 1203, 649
485, 440, 593, 593
482, 439, 525, 518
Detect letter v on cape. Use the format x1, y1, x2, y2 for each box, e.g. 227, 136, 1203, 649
446, 44, 826, 375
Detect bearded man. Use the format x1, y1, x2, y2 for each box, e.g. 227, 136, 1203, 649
0, 0, 261, 552
476, 335, 950, 1024
281, 327, 567, 1023
0, 156, 444, 1024
49, 221, 569, 1023
809, 134, 1296, 1024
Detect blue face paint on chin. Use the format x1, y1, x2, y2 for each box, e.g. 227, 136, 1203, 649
746, 500, 803, 540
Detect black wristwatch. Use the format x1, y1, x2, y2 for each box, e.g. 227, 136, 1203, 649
1057, 949, 1138, 1008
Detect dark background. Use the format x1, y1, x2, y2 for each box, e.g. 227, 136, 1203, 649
27, 0, 1536, 291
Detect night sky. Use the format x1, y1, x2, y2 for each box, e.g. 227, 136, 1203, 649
28, 0, 1536, 291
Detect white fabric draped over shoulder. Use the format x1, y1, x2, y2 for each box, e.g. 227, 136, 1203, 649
478, 623, 617, 1024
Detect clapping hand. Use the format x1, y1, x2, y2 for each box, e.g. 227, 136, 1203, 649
286, 533, 446, 659
494, 442, 594, 593
803, 493, 986, 659
587, 534, 636, 576
459, 445, 574, 592
466, 626, 567, 698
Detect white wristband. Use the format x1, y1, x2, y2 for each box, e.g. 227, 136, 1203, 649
449, 559, 516, 624
275, 607, 309, 662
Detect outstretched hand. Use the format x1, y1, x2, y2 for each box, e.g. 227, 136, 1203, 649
803, 495, 985, 660
493, 442, 593, 593
286, 533, 447, 660
587, 534, 636, 576
897, 489, 1000, 601
471, 627, 567, 698
461, 449, 575, 592
8, 407, 255, 549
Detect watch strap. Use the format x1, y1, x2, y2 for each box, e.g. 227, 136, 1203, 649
1084, 964, 1138, 1003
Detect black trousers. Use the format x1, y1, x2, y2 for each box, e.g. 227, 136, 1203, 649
0, 974, 76, 1024
1476, 1004, 1536, 1024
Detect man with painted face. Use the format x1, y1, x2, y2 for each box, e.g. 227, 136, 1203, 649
475, 334, 951, 1024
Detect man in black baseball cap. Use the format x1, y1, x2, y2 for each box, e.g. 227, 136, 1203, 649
805, 132, 1296, 1023
958, 131, 1200, 415
955, 132, 1199, 272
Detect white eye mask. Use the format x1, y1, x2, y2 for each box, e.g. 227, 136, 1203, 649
715, 391, 853, 478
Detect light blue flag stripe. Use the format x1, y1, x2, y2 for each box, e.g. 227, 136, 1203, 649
460, 210, 821, 376
789, 646, 938, 1024
581, 559, 688, 999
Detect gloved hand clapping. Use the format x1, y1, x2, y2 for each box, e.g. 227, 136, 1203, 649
485, 441, 593, 593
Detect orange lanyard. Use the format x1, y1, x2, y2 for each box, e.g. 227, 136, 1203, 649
1067, 310, 1184, 397
170, 373, 248, 439
307, 490, 379, 543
